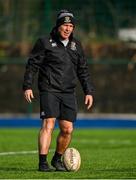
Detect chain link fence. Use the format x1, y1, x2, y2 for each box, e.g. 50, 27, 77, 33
0, 0, 136, 114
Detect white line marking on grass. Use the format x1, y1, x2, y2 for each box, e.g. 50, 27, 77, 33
73, 139, 132, 145
0, 139, 132, 156
108, 139, 131, 145
0, 150, 38, 156
0, 149, 54, 156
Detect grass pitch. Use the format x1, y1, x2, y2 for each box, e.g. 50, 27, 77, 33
0, 128, 136, 179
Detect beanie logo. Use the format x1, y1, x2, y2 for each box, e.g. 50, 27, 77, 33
64, 16, 71, 23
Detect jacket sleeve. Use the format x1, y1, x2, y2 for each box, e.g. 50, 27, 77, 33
77, 42, 94, 95
23, 38, 45, 91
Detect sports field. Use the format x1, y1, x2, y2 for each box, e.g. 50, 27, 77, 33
0, 128, 136, 179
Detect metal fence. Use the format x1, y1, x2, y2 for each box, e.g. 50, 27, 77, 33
0, 0, 136, 114
0, 0, 136, 43
0, 60, 136, 114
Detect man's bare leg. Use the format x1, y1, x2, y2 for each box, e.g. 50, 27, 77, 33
56, 120, 73, 153
38, 118, 55, 172
51, 120, 73, 171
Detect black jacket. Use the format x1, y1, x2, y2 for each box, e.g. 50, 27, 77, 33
23, 28, 94, 95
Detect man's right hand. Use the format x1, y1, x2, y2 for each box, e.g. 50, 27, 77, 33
24, 89, 34, 103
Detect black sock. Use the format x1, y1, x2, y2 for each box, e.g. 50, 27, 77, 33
39, 154, 47, 164
53, 151, 62, 160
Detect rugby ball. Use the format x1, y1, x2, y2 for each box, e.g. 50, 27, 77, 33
63, 147, 81, 172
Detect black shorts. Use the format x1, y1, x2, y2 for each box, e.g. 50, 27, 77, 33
40, 91, 77, 122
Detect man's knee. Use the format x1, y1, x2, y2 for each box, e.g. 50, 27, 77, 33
61, 126, 73, 135
44, 126, 54, 134
41, 118, 55, 134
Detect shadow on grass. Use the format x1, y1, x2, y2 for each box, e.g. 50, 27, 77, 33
0, 167, 70, 173
95, 168, 136, 173
0, 167, 37, 172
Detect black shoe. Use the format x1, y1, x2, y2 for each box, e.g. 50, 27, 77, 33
51, 158, 67, 171
39, 162, 54, 172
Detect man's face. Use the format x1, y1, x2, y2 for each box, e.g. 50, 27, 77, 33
58, 23, 74, 40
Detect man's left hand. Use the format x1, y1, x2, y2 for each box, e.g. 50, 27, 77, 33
85, 95, 93, 110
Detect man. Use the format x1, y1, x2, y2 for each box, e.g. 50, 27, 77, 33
23, 10, 94, 172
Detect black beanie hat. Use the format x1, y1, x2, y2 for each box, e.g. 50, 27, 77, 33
56, 9, 76, 27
